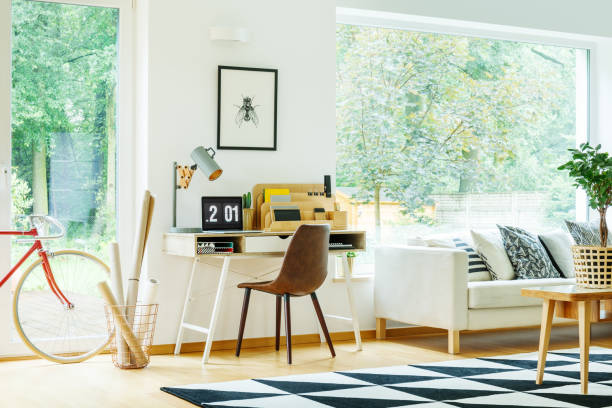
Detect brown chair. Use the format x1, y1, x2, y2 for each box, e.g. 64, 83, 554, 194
235, 224, 335, 364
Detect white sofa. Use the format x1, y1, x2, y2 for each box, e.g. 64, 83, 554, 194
374, 245, 574, 354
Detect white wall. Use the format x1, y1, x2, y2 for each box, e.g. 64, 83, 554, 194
142, 0, 375, 345
139, 0, 612, 346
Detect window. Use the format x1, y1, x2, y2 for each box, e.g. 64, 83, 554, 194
10, 0, 120, 263
336, 23, 588, 276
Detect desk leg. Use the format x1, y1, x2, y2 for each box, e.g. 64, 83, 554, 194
202, 256, 231, 365
174, 258, 199, 355
536, 299, 555, 385
342, 253, 362, 351
578, 300, 591, 394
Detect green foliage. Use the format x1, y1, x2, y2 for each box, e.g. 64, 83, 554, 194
336, 24, 577, 228
558, 143, 612, 246
10, 0, 119, 260
242, 192, 252, 209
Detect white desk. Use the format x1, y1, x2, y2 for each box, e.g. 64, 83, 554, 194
162, 230, 366, 364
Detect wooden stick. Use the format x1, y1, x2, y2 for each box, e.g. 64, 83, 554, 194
109, 242, 128, 365
97, 282, 147, 367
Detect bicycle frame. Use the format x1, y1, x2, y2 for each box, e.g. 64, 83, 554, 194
0, 227, 73, 308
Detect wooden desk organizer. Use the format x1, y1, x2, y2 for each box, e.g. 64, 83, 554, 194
252, 183, 348, 232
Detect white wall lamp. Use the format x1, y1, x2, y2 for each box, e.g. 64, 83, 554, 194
209, 26, 249, 43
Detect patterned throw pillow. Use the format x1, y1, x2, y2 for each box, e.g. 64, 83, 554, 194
452, 238, 491, 281
565, 220, 611, 246
497, 225, 560, 279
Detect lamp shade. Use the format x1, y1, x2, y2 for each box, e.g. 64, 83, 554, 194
191, 146, 222, 181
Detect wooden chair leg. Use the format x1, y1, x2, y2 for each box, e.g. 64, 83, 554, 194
283, 294, 292, 364
448, 330, 460, 354
275, 295, 281, 351
235, 288, 251, 357
376, 318, 386, 340
311, 292, 336, 358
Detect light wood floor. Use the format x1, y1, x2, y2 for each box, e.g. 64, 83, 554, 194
1, 324, 611, 408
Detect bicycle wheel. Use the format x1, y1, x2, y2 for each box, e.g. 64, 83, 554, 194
12, 250, 112, 363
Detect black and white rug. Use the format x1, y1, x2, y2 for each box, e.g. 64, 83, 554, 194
161, 347, 612, 407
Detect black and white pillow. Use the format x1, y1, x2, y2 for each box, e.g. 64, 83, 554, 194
565, 220, 611, 246
498, 225, 560, 280
452, 238, 491, 281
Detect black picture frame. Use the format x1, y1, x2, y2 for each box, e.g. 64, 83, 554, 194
217, 65, 278, 151
202, 196, 243, 231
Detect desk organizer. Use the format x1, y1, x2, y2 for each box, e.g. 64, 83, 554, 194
252, 183, 348, 231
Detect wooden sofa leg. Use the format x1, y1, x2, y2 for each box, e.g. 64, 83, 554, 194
376, 318, 386, 340
448, 330, 460, 354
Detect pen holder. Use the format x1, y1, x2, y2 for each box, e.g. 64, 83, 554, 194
243, 208, 254, 230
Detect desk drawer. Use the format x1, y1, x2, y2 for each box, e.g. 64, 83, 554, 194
244, 236, 292, 253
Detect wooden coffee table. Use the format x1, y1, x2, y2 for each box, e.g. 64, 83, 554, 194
521, 285, 612, 394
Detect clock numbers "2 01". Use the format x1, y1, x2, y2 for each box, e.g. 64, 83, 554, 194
208, 204, 240, 223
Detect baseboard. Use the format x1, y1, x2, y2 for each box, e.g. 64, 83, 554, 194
0, 322, 587, 362
149, 326, 446, 355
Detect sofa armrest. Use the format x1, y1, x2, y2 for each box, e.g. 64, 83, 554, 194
374, 245, 468, 331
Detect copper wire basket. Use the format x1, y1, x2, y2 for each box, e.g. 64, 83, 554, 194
104, 304, 158, 369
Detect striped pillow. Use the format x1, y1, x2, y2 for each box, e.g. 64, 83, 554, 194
452, 238, 491, 281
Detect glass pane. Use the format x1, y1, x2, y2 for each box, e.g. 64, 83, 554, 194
11, 0, 119, 263
336, 24, 586, 275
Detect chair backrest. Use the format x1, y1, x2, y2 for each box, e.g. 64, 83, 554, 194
271, 224, 330, 296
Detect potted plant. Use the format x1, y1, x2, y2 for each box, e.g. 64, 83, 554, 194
558, 142, 612, 287
242, 192, 254, 230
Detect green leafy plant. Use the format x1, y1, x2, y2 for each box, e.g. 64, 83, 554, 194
558, 143, 612, 247
242, 192, 252, 209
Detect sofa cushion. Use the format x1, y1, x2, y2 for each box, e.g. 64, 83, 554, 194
425, 237, 490, 281
498, 225, 560, 279
539, 230, 575, 278
471, 230, 515, 280
468, 278, 574, 309
565, 220, 612, 246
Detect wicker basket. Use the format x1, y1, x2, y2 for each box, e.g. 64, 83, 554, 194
571, 246, 612, 288
104, 304, 158, 369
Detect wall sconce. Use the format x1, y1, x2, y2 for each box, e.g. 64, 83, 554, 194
209, 26, 249, 43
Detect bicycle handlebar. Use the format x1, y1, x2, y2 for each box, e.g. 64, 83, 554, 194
27, 215, 66, 241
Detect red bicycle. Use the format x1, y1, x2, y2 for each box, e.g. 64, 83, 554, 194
1, 215, 111, 363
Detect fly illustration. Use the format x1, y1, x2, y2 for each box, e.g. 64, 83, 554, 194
234, 95, 260, 128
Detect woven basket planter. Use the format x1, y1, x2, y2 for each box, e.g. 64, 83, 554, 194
571, 245, 612, 288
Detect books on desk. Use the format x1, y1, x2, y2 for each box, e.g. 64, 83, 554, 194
197, 241, 234, 255
329, 242, 353, 250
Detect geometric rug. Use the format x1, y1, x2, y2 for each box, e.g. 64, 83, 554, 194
161, 347, 612, 407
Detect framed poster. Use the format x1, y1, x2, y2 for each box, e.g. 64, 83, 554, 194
217, 66, 278, 151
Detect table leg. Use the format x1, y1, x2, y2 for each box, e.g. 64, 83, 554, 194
342, 253, 362, 351
578, 300, 591, 394
202, 256, 231, 365
174, 258, 199, 355
536, 299, 555, 384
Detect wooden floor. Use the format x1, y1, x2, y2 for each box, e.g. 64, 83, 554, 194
1, 324, 611, 407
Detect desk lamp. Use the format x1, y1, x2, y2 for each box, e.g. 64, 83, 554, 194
170, 146, 222, 233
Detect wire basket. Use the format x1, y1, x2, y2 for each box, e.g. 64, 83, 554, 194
572, 246, 612, 288
104, 304, 159, 369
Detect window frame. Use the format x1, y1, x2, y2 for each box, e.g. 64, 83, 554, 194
0, 0, 134, 357
334, 8, 593, 278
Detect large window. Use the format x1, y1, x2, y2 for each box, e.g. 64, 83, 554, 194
336, 23, 588, 275
10, 0, 119, 262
